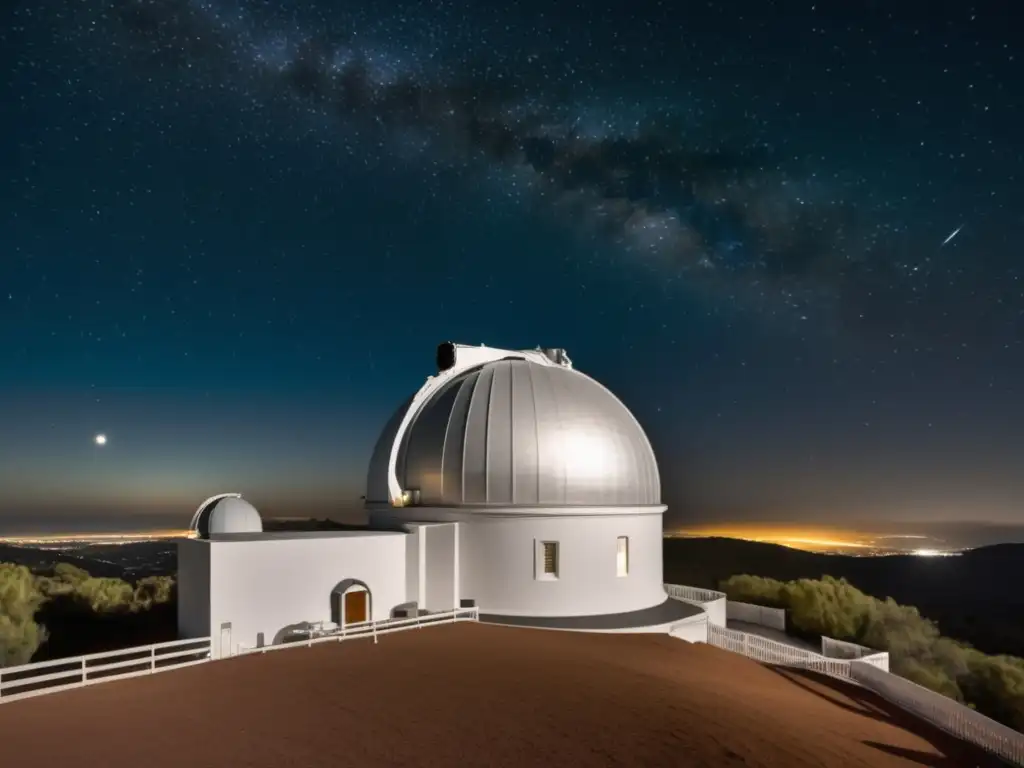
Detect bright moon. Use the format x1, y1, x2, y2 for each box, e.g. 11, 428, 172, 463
94, 434, 107, 446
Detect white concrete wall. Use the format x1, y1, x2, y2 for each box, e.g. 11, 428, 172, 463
207, 533, 407, 656
456, 511, 666, 616
670, 615, 709, 643
727, 601, 785, 631
404, 526, 424, 609
703, 597, 727, 627
423, 523, 459, 612
176, 539, 211, 639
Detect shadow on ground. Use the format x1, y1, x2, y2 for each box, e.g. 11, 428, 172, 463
764, 666, 1006, 768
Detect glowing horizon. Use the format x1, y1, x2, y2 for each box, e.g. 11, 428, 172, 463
672, 525, 898, 553
0, 529, 193, 545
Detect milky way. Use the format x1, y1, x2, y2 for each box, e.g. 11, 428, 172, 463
69, 0, 1019, 346
94, 0, 871, 317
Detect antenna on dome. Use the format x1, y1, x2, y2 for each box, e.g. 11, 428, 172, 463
540, 348, 572, 368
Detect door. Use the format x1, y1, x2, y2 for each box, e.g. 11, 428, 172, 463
344, 590, 368, 624
219, 622, 232, 659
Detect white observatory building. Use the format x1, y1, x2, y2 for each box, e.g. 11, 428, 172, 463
178, 342, 705, 657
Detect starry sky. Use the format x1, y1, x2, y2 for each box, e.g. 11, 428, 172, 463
1, 0, 1022, 534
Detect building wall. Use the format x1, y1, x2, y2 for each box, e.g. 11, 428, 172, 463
455, 511, 666, 617
176, 538, 211, 639
206, 534, 407, 656
423, 523, 459, 612
405, 526, 424, 609
703, 597, 727, 627
670, 615, 709, 643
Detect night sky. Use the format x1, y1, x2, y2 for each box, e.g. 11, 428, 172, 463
2, 0, 1022, 533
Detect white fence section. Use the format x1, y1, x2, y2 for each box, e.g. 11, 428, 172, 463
707, 624, 854, 680
0, 609, 479, 704
822, 636, 872, 659
851, 659, 1024, 766
821, 637, 891, 672
664, 584, 726, 603
0, 637, 212, 703
727, 600, 786, 632
235, 607, 480, 656
664, 583, 727, 627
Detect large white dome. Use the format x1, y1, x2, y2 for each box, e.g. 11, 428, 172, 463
366, 349, 660, 508
190, 493, 263, 538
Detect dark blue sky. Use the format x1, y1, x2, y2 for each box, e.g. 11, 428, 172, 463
2, 0, 1022, 532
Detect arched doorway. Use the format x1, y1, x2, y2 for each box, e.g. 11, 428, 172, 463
330, 579, 372, 627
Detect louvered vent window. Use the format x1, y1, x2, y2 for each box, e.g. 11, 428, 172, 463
542, 542, 558, 576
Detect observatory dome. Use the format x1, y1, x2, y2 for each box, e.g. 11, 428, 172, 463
366, 357, 660, 507
190, 493, 263, 538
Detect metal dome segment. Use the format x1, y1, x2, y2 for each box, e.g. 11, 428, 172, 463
190, 493, 263, 539
189, 493, 241, 532
374, 347, 661, 508
383, 343, 572, 505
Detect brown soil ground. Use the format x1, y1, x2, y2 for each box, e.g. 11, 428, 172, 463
0, 623, 1003, 768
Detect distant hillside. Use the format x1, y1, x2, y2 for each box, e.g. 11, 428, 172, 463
664, 537, 1024, 657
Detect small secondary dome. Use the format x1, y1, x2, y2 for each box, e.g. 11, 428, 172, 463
366, 344, 660, 507
190, 493, 263, 539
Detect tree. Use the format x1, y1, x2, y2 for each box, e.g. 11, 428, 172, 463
0, 564, 50, 665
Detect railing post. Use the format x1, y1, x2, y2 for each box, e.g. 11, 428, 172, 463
150, 646, 156, 673
80, 657, 87, 685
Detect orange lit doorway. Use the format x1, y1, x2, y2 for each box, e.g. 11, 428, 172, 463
344, 590, 368, 624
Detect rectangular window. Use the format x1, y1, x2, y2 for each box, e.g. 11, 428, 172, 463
543, 542, 558, 574
537, 541, 559, 579
616, 536, 629, 577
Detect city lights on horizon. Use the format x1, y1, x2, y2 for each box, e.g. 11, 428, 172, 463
669, 525, 965, 556
0, 530, 192, 546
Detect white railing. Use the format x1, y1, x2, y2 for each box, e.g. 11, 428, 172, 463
664, 584, 726, 604
235, 607, 480, 656
0, 637, 212, 704
0, 608, 478, 703
851, 659, 1024, 766
727, 601, 786, 632
707, 624, 854, 680
664, 584, 728, 627
819, 637, 890, 672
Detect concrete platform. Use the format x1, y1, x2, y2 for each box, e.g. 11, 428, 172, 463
480, 597, 705, 633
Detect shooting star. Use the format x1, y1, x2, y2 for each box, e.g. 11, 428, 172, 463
941, 225, 963, 247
